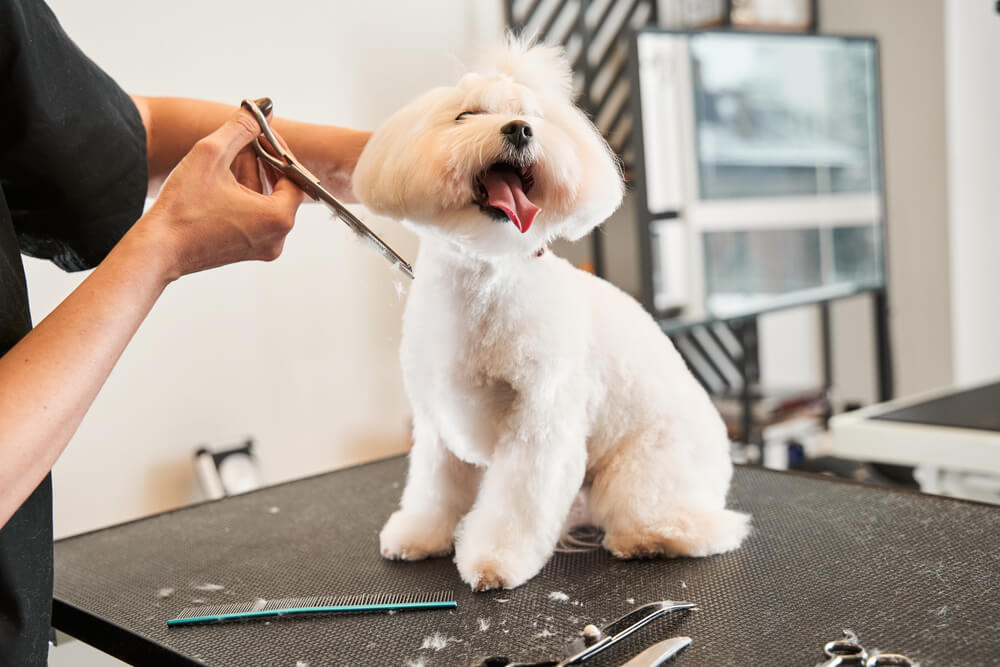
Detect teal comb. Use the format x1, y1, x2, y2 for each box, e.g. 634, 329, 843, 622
167, 591, 456, 626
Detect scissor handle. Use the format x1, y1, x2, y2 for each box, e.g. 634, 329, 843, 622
252, 138, 324, 197
824, 638, 867, 657
559, 601, 695, 665
241, 98, 289, 160
819, 630, 869, 667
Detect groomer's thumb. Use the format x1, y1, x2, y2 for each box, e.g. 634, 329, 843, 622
210, 107, 261, 164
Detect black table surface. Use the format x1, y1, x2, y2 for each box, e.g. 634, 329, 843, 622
53, 456, 1000, 666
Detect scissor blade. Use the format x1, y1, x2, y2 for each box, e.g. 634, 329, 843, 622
620, 637, 691, 667
312, 189, 415, 279
242, 98, 414, 280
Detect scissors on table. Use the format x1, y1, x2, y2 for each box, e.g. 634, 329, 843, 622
818, 630, 914, 666
478, 601, 694, 666
240, 97, 414, 280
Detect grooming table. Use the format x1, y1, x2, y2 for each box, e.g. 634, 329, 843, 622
53, 456, 999, 666
830, 380, 1000, 475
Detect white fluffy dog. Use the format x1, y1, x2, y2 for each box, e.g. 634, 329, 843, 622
353, 41, 750, 591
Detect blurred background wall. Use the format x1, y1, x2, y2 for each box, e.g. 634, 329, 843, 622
943, 0, 1000, 385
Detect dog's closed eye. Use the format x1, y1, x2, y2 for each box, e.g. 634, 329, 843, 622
455, 110, 483, 121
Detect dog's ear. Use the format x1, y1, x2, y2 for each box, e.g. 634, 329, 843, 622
353, 87, 447, 219
494, 34, 574, 100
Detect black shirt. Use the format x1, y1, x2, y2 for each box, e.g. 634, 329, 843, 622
0, 1, 146, 663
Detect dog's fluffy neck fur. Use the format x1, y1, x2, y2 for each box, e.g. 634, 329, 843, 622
407, 236, 562, 387
417, 235, 549, 301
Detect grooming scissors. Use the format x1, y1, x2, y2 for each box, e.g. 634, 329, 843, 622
818, 630, 914, 666
477, 600, 694, 667
240, 97, 414, 279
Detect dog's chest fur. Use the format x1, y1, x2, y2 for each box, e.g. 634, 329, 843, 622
400, 242, 587, 465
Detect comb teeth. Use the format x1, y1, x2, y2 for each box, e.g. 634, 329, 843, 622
169, 591, 456, 625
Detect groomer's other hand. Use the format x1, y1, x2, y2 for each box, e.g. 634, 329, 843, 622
139, 106, 304, 282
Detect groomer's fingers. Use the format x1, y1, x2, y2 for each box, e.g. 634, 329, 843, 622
257, 159, 275, 195
268, 170, 306, 214
255, 110, 277, 194
231, 144, 263, 193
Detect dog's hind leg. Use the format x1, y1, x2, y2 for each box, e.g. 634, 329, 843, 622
379, 416, 481, 561
589, 431, 750, 559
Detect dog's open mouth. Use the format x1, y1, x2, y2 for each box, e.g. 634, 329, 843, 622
474, 162, 540, 234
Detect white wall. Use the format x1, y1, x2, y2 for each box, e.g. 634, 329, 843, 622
945, 0, 1000, 385
820, 0, 954, 401
821, 0, 1000, 394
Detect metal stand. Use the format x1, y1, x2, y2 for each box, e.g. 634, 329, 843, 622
873, 287, 895, 402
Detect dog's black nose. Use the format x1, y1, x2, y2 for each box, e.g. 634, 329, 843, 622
501, 120, 533, 149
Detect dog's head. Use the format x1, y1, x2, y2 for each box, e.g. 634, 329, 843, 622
353, 39, 624, 259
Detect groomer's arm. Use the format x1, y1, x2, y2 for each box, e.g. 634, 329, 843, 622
131, 96, 371, 200
0, 109, 303, 528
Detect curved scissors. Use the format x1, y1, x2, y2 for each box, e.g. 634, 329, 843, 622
820, 630, 914, 666
240, 97, 414, 280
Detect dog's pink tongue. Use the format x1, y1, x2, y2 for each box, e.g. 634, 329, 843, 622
481, 169, 540, 233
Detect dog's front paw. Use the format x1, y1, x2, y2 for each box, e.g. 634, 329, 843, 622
379, 510, 455, 561
453, 543, 544, 591
454, 552, 521, 591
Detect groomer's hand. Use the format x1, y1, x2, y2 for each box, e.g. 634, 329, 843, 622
138, 106, 304, 282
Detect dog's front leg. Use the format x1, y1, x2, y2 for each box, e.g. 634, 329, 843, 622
453, 410, 586, 591
380, 416, 481, 560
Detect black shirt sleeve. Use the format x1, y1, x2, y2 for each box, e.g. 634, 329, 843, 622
0, 0, 148, 271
